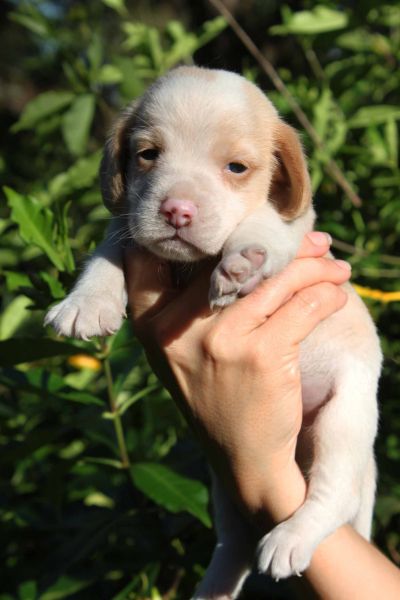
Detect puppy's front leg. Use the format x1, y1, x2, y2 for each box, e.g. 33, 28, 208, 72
209, 204, 314, 308
44, 217, 128, 339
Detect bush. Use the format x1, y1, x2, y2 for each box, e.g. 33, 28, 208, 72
1, 1, 399, 598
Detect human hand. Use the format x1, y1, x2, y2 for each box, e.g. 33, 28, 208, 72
124, 233, 351, 522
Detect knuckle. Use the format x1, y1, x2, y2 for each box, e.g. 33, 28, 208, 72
202, 327, 227, 360
246, 344, 267, 369
295, 282, 340, 315
294, 287, 322, 314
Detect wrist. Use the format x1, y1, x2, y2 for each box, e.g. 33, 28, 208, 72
235, 460, 307, 527
260, 463, 307, 524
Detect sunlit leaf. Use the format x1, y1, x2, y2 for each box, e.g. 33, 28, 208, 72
40, 576, 92, 600
131, 462, 211, 527
62, 94, 96, 156
97, 64, 124, 84
12, 91, 74, 132
348, 105, 400, 128
0, 296, 32, 340
101, 0, 127, 16
5, 187, 66, 270
48, 151, 102, 199
270, 6, 348, 36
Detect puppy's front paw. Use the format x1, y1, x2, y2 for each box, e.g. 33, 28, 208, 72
209, 245, 267, 308
257, 520, 315, 581
44, 293, 125, 340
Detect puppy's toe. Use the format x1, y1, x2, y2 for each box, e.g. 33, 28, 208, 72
45, 294, 125, 339
209, 244, 267, 308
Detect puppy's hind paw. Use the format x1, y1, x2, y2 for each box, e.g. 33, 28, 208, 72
44, 293, 125, 340
257, 521, 314, 581
209, 245, 267, 309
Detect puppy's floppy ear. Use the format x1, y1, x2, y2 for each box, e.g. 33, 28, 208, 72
270, 121, 312, 220
100, 102, 138, 215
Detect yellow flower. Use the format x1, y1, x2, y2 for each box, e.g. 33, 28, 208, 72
353, 284, 400, 303
68, 354, 101, 370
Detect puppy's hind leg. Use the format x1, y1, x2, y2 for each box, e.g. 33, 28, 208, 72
351, 453, 377, 539
257, 359, 379, 580
193, 475, 255, 600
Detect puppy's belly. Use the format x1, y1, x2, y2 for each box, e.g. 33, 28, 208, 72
299, 332, 334, 416
301, 375, 331, 415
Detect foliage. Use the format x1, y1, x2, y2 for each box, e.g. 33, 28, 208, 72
0, 0, 399, 598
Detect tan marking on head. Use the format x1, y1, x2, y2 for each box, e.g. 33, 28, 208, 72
100, 103, 138, 214
270, 120, 312, 219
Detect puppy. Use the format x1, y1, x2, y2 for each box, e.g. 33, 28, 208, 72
45, 67, 382, 599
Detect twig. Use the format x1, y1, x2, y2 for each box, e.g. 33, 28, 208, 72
102, 341, 130, 468
332, 238, 400, 266
208, 0, 362, 207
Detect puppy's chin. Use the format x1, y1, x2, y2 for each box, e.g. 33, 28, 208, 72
146, 237, 210, 262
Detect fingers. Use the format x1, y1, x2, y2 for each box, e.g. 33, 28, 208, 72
219, 256, 351, 334
296, 231, 332, 259
124, 246, 176, 327
265, 282, 348, 347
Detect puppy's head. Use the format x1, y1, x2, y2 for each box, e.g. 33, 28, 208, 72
101, 66, 311, 261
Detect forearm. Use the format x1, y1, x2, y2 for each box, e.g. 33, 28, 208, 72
302, 524, 400, 599
252, 472, 400, 599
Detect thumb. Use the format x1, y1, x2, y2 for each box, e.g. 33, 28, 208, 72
124, 246, 178, 330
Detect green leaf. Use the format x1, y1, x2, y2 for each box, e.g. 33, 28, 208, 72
61, 94, 96, 156
87, 34, 103, 78
84, 491, 115, 508
0, 296, 32, 340
40, 576, 91, 600
48, 151, 102, 200
57, 390, 104, 407
117, 384, 159, 415
385, 119, 398, 166
83, 457, 124, 469
270, 6, 348, 36
12, 91, 74, 132
0, 338, 85, 367
97, 64, 123, 85
348, 106, 400, 128
198, 16, 227, 44
18, 580, 37, 600
10, 11, 48, 37
112, 579, 137, 600
3, 270, 32, 292
131, 462, 211, 527
5, 187, 66, 271
58, 201, 75, 272
375, 495, 400, 527
101, 0, 127, 16
39, 272, 65, 300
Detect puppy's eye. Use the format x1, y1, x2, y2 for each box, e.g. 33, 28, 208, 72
137, 148, 160, 162
226, 162, 248, 174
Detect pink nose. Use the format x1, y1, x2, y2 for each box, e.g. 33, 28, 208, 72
160, 198, 197, 228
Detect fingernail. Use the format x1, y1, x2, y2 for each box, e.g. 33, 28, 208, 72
307, 231, 332, 246
335, 259, 352, 271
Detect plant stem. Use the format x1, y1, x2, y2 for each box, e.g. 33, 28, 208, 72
103, 347, 130, 469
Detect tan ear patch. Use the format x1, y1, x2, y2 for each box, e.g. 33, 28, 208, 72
270, 121, 312, 220
100, 103, 138, 215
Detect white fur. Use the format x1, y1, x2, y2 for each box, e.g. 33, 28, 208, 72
44, 67, 382, 599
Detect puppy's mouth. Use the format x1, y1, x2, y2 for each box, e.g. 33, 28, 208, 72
151, 232, 209, 261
